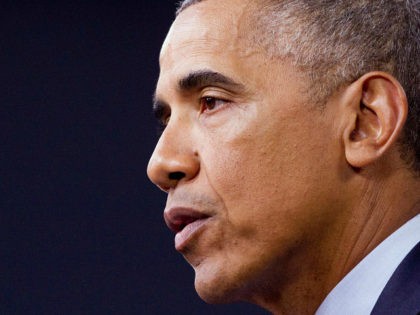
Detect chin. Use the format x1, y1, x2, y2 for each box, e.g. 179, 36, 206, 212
192, 261, 249, 304
195, 278, 238, 304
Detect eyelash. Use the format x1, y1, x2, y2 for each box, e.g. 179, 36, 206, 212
156, 96, 230, 134
156, 112, 171, 135
199, 96, 229, 113
157, 120, 168, 135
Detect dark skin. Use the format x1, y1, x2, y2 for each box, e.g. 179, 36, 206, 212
147, 0, 420, 313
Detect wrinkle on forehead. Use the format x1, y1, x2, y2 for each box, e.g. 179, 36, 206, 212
159, 0, 259, 67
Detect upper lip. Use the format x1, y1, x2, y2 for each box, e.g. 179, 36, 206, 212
164, 207, 210, 233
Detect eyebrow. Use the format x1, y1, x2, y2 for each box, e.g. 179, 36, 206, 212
153, 70, 245, 122
177, 69, 245, 92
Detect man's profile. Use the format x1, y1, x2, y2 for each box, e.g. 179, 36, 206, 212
147, 0, 419, 314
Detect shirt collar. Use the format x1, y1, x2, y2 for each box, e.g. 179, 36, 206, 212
316, 214, 420, 315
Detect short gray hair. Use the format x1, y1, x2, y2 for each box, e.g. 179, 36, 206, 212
176, 0, 420, 173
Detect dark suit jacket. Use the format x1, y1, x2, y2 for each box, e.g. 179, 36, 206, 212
371, 242, 420, 315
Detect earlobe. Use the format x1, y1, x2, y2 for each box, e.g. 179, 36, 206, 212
343, 72, 408, 169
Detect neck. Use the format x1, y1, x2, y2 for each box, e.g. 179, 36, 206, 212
251, 166, 420, 315
331, 167, 419, 283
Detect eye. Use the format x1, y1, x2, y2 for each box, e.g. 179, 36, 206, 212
199, 96, 228, 112
156, 114, 170, 135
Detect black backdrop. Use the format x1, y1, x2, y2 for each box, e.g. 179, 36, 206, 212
2, 1, 268, 314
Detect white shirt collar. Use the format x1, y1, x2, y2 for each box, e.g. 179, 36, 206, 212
316, 214, 420, 315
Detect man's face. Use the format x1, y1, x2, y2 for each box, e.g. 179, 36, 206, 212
148, 0, 342, 304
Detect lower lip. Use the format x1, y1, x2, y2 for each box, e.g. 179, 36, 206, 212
175, 218, 209, 250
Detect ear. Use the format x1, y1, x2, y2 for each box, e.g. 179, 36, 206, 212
342, 72, 408, 169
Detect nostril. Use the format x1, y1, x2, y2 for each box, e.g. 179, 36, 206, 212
168, 171, 185, 181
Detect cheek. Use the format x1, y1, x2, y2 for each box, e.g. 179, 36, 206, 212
200, 104, 296, 196
199, 106, 334, 231
199, 122, 286, 232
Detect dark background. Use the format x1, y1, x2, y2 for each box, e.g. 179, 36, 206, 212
2, 1, 268, 314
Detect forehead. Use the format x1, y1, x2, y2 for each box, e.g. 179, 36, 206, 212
158, 0, 257, 75
155, 0, 309, 107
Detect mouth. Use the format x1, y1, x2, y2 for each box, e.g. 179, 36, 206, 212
164, 207, 211, 250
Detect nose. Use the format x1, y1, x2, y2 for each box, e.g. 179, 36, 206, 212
147, 125, 200, 192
